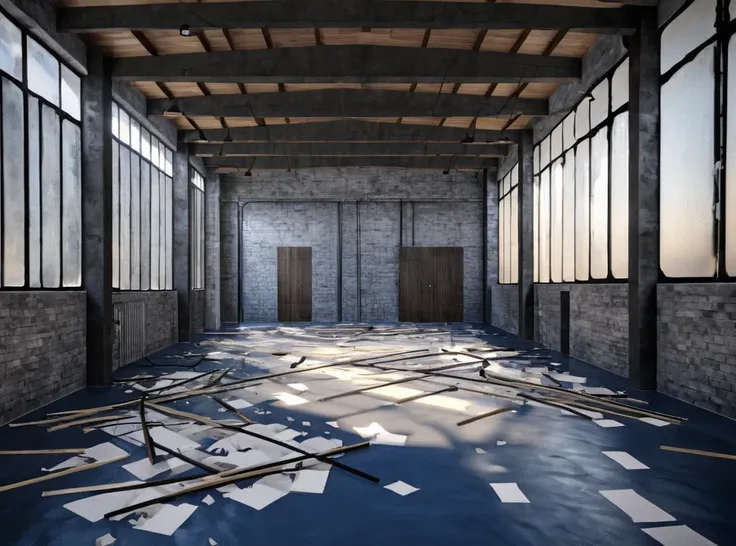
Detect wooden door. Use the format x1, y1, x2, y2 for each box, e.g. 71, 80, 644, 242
277, 247, 312, 322
399, 247, 463, 322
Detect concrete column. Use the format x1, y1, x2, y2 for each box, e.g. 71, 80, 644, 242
82, 50, 113, 386
220, 200, 239, 324
173, 145, 191, 341
205, 169, 221, 330
485, 168, 498, 324
628, 7, 659, 390
518, 132, 535, 339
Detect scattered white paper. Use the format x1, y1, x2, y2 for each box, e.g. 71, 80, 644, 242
291, 470, 330, 494
227, 398, 253, 410
602, 451, 649, 470
496, 441, 508, 447
640, 417, 671, 427
217, 484, 240, 494
126, 428, 200, 456
593, 419, 625, 428
302, 421, 311, 427
85, 442, 129, 462
64, 487, 145, 523
326, 421, 339, 429
384, 480, 419, 496
274, 392, 309, 406
134, 503, 198, 536
275, 428, 304, 442
224, 475, 291, 510
95, 533, 116, 546
203, 449, 271, 471
209, 539, 218, 546
546, 371, 587, 384
490, 483, 530, 503
287, 417, 295, 422
42, 456, 88, 472
217, 408, 227, 413
202, 495, 215, 506
353, 422, 407, 447
288, 383, 309, 392
599, 489, 676, 523
125, 390, 133, 394
573, 385, 617, 396
123, 456, 191, 480
560, 408, 605, 420
642, 525, 718, 546
475, 447, 486, 454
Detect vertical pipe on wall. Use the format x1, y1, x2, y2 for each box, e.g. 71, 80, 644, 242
336, 202, 342, 322
482, 170, 488, 324
399, 199, 403, 247
237, 203, 244, 324
356, 201, 361, 323
518, 131, 535, 339
172, 145, 191, 341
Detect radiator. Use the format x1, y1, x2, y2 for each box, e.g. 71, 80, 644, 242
113, 300, 147, 370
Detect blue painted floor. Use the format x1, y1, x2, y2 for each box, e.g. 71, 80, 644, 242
0, 324, 735, 546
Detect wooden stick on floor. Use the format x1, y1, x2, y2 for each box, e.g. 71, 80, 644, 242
47, 414, 137, 433
456, 406, 515, 427
140, 394, 156, 465
0, 454, 128, 493
210, 395, 254, 424
317, 374, 428, 402
395, 386, 458, 405
0, 448, 87, 455
660, 445, 736, 461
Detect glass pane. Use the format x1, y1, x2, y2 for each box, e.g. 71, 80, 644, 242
727, 38, 736, 275
610, 113, 629, 279
2, 78, 24, 286
165, 176, 173, 289
510, 188, 518, 284
119, 147, 131, 289
28, 97, 41, 287
165, 149, 173, 176
661, 0, 717, 75
140, 163, 151, 290
563, 113, 575, 151
160, 146, 167, 174
590, 79, 609, 128
27, 38, 59, 106
112, 142, 119, 288
575, 97, 590, 138
590, 128, 609, 279
112, 103, 119, 138
533, 175, 539, 282
539, 169, 550, 283
119, 109, 130, 146
130, 155, 141, 290
540, 136, 550, 169
61, 66, 81, 121
0, 12, 23, 80
160, 173, 167, 289
562, 150, 576, 282
505, 193, 511, 284
199, 192, 205, 289
533, 146, 539, 174
141, 129, 150, 160
550, 159, 563, 283
62, 121, 82, 287
152, 139, 159, 168
191, 190, 196, 289
575, 139, 590, 280
661, 46, 716, 277
511, 164, 518, 188
150, 169, 160, 290
499, 195, 505, 283
41, 105, 61, 287
611, 59, 629, 111
551, 125, 562, 161
130, 119, 140, 153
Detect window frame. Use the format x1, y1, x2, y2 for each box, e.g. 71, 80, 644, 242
190, 167, 205, 290
497, 165, 519, 285
0, 6, 83, 291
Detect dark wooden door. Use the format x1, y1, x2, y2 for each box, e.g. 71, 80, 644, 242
399, 247, 463, 322
277, 247, 312, 322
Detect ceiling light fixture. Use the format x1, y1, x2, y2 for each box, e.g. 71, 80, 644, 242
179, 24, 192, 37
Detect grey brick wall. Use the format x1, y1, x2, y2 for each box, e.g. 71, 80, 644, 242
491, 285, 518, 334
0, 291, 86, 425
242, 202, 339, 322
221, 168, 485, 323
191, 289, 205, 333
112, 291, 177, 370
205, 172, 221, 330
658, 283, 736, 417
536, 284, 629, 376
220, 201, 239, 324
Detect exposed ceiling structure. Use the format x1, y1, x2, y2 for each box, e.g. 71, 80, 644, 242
54, 0, 640, 172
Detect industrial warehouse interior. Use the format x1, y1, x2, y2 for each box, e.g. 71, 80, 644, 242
0, 0, 734, 544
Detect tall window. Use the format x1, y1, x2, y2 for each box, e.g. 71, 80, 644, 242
498, 165, 519, 284
0, 9, 82, 289
661, 0, 735, 279
112, 102, 173, 290
533, 56, 629, 283
191, 169, 205, 290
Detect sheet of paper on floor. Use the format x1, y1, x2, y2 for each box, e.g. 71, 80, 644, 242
640, 417, 671, 427
326, 421, 339, 428
496, 441, 507, 446
602, 451, 649, 470
384, 480, 419, 496
204, 449, 271, 471
224, 475, 291, 510
288, 383, 309, 392
44, 442, 130, 472
202, 495, 215, 505
126, 428, 201, 456
133, 503, 198, 536
593, 419, 625, 428
226, 398, 253, 409
490, 483, 530, 503
572, 385, 617, 396
275, 428, 304, 442
209, 539, 218, 546
546, 371, 587, 384
475, 447, 486, 454
353, 422, 407, 447
274, 392, 309, 406
290, 470, 330, 494
64, 487, 146, 522
302, 421, 311, 427
123, 456, 192, 480
95, 533, 116, 546
599, 489, 676, 523
642, 525, 718, 546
